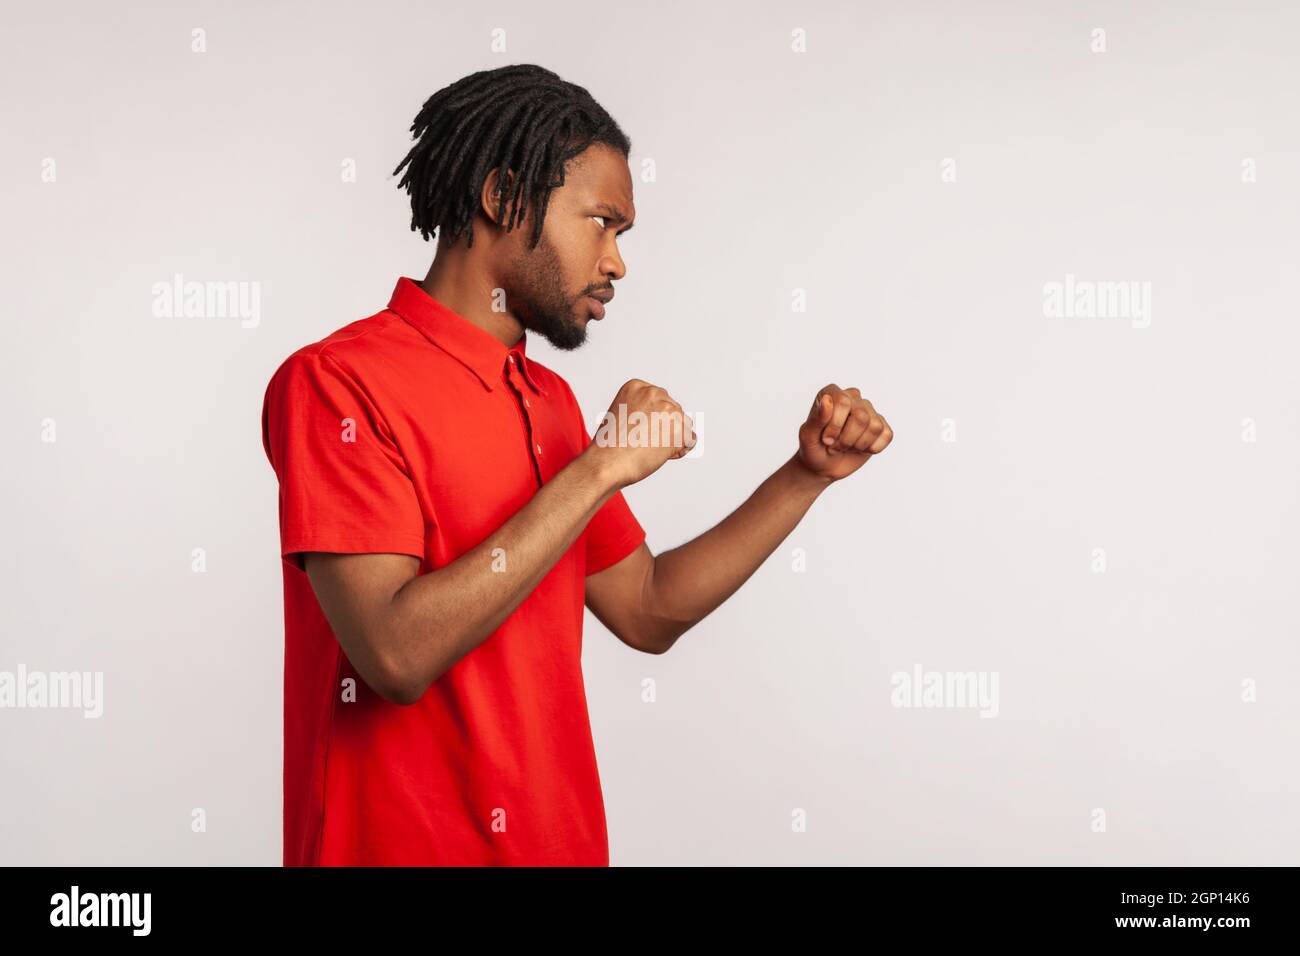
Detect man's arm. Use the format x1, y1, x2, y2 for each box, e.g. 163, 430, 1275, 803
586, 384, 892, 655
585, 454, 832, 654
303, 378, 693, 706
305, 449, 621, 704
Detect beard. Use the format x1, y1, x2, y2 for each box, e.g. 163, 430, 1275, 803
501, 231, 592, 351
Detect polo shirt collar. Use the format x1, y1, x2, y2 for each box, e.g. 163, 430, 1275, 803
388, 276, 547, 396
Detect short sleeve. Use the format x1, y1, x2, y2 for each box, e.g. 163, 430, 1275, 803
261, 351, 427, 571
585, 487, 646, 575
572, 414, 647, 577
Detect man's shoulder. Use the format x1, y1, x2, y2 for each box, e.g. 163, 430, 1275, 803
259, 310, 416, 462
265, 310, 418, 388
291, 310, 413, 368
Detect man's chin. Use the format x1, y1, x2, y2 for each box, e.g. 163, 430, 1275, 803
547, 332, 586, 351
534, 318, 587, 351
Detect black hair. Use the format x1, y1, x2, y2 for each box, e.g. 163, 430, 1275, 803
393, 64, 631, 250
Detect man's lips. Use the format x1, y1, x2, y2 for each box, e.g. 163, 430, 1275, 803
585, 295, 608, 320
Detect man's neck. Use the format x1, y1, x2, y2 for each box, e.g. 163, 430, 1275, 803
420, 252, 524, 349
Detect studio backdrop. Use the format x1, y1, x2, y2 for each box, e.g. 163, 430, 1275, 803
2, 0, 1297, 865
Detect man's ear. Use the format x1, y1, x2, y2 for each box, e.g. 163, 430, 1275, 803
480, 167, 518, 228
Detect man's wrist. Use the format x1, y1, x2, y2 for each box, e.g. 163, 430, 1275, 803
782, 451, 835, 496
575, 446, 628, 497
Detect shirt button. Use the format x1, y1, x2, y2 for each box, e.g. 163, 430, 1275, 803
523, 398, 531, 408
535, 443, 543, 456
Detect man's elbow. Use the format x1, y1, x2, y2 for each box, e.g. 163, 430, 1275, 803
366, 641, 433, 706
382, 676, 425, 706
633, 560, 688, 654
371, 632, 466, 704
632, 622, 687, 656
366, 617, 474, 704
364, 659, 423, 706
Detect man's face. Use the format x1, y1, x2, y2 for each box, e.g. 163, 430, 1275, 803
497, 144, 635, 350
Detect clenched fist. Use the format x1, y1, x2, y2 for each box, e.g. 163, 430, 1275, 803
796, 384, 893, 482
583, 379, 696, 488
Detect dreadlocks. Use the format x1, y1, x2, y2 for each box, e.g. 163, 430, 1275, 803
392, 64, 632, 251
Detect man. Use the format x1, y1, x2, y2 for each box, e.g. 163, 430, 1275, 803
261, 63, 892, 867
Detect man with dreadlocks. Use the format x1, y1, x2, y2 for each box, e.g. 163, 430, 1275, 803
261, 64, 893, 866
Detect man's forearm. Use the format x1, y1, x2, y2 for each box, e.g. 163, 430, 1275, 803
386, 449, 619, 694
641, 452, 834, 651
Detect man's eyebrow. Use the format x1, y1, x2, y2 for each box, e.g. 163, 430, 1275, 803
592, 202, 634, 233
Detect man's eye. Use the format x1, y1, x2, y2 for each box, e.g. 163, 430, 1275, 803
591, 215, 609, 229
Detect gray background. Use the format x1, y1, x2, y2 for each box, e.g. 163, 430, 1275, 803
2, 0, 1297, 865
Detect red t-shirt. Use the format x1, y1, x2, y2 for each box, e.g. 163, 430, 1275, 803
260, 276, 645, 866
